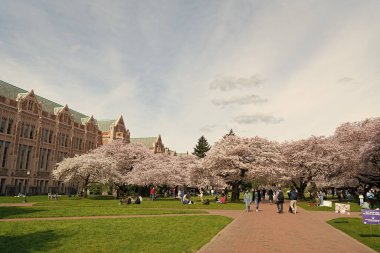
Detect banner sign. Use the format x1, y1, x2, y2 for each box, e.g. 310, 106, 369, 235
322, 200, 332, 207
335, 203, 350, 214
362, 209, 380, 225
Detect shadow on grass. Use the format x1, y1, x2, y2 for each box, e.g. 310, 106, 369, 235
333, 220, 349, 223
359, 234, 380, 238
0, 230, 61, 253
0, 207, 47, 219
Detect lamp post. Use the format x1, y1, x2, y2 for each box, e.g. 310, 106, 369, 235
24, 171, 30, 203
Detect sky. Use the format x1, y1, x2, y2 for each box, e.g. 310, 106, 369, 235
1, 0, 379, 153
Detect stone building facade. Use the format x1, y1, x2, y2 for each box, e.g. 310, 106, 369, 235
0, 80, 130, 195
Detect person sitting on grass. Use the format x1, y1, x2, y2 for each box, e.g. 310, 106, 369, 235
127, 197, 132, 205
203, 199, 210, 205
135, 196, 141, 204
183, 193, 193, 204
217, 194, 226, 204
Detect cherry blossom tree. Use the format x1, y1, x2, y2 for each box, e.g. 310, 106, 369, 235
53, 152, 117, 197
203, 135, 283, 201
92, 140, 154, 197
126, 153, 201, 188
333, 118, 380, 189
281, 136, 349, 199
359, 123, 380, 187
93, 141, 153, 183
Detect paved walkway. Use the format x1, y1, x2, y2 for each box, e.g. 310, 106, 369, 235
198, 202, 376, 253
0, 202, 34, 207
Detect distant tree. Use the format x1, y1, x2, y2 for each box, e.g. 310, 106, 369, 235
193, 136, 212, 158
226, 129, 235, 137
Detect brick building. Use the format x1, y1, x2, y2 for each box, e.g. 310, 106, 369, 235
0, 80, 130, 195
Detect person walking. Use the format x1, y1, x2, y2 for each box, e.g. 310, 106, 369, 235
318, 190, 324, 206
367, 190, 375, 209
359, 193, 364, 206
289, 188, 298, 214
268, 189, 274, 204
262, 188, 266, 202
244, 190, 251, 212
253, 189, 261, 212
276, 187, 285, 213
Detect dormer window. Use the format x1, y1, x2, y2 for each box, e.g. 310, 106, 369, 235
28, 100, 34, 111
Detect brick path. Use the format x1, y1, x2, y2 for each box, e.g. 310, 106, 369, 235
0, 202, 34, 207
198, 202, 376, 253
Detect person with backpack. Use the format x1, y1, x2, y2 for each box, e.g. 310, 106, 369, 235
289, 188, 298, 214
253, 189, 261, 212
275, 187, 285, 213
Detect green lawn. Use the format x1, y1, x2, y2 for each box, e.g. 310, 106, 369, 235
0, 195, 245, 219
328, 218, 380, 252
0, 206, 206, 219
298, 200, 363, 212
0, 195, 246, 209
0, 195, 50, 203
0, 216, 232, 253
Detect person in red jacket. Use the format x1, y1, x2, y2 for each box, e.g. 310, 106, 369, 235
150, 187, 155, 201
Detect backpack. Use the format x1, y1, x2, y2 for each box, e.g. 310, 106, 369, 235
290, 191, 298, 200
277, 191, 284, 202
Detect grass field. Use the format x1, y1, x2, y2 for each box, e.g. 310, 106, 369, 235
2, 195, 248, 219
0, 215, 232, 253
1, 195, 246, 209
328, 218, 380, 252
0, 206, 207, 219
298, 200, 364, 212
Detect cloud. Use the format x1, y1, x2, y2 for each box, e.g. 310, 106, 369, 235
69, 44, 82, 54
209, 74, 264, 91
211, 94, 267, 106
200, 125, 217, 133
234, 113, 284, 124
337, 77, 354, 83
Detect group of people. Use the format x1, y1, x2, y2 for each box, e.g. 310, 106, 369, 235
312, 188, 378, 209
244, 187, 298, 214
120, 195, 143, 205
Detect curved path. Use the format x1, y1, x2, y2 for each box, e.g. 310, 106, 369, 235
198, 202, 376, 253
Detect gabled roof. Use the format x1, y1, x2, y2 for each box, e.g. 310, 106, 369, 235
0, 80, 89, 123
97, 119, 116, 132
130, 137, 158, 149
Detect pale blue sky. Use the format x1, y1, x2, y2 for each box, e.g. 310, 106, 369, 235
1, 0, 379, 152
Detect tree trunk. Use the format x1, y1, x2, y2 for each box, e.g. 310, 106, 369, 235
83, 184, 88, 198
83, 176, 90, 198
230, 182, 240, 201
291, 180, 307, 200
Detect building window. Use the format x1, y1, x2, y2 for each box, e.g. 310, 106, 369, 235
7, 119, 13, 134
29, 125, 35, 139
0, 116, 6, 133
0, 141, 10, 168
28, 101, 34, 111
